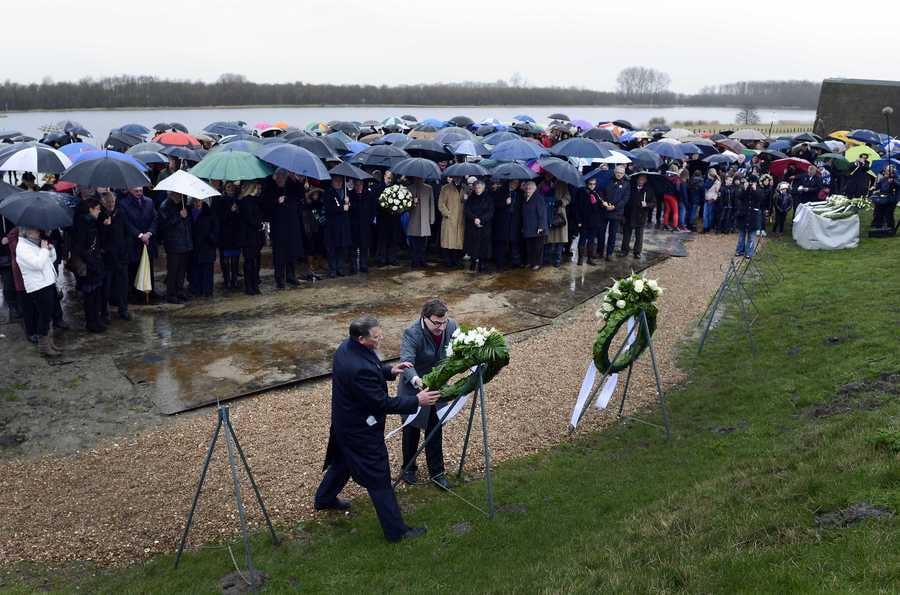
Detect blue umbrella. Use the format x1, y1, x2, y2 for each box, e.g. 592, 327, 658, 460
450, 140, 490, 157
375, 132, 410, 145
490, 162, 537, 181
71, 149, 149, 171
59, 142, 97, 157
871, 157, 900, 175
847, 129, 881, 145
205, 122, 247, 137
703, 154, 734, 166
679, 143, 701, 156
130, 151, 169, 166
484, 131, 521, 146
390, 157, 442, 181
255, 144, 331, 180
549, 137, 611, 159
769, 140, 791, 152
490, 139, 549, 161
419, 118, 447, 128
160, 146, 202, 162
212, 140, 262, 153
345, 141, 369, 156
513, 115, 535, 123
443, 162, 489, 178
645, 142, 683, 160
118, 123, 152, 136
628, 149, 663, 171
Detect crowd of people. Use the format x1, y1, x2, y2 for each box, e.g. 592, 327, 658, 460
2, 116, 898, 358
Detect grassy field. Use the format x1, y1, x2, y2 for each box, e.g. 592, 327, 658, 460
3, 217, 898, 594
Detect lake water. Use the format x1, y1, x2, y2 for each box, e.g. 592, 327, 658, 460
0, 105, 815, 141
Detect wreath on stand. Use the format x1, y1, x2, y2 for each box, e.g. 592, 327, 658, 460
422, 326, 509, 402
593, 273, 663, 374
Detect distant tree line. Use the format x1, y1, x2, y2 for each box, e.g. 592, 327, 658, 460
0, 72, 821, 111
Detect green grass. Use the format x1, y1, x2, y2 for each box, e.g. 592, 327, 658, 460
3, 218, 899, 594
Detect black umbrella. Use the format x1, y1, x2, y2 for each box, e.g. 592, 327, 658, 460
328, 121, 360, 136
170, 123, 188, 133
220, 133, 260, 144
390, 157, 442, 181
56, 119, 91, 137
758, 149, 788, 160
288, 137, 340, 161
160, 146, 202, 162
549, 113, 570, 121
490, 162, 537, 181
153, 123, 170, 132
61, 157, 151, 189
475, 125, 497, 137
40, 131, 69, 146
550, 138, 611, 159
104, 131, 143, 152
483, 131, 521, 146
582, 128, 617, 142
130, 151, 169, 166
443, 162, 489, 178
323, 135, 350, 154
412, 124, 438, 133
351, 145, 410, 168
259, 137, 288, 145
792, 132, 822, 144
404, 139, 451, 161
0, 191, 73, 229
0, 130, 23, 140
538, 157, 584, 187
328, 161, 373, 180
627, 149, 663, 171
401, 114, 418, 122
204, 122, 246, 136
0, 181, 21, 201
448, 116, 475, 128
612, 119, 635, 130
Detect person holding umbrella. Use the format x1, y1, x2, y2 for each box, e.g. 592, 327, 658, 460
119, 186, 158, 303
158, 191, 194, 303
620, 174, 654, 259
264, 168, 304, 288
212, 182, 242, 290
521, 180, 548, 270
188, 196, 219, 298
237, 182, 265, 294
463, 178, 493, 273
437, 176, 466, 268
70, 198, 107, 332
374, 171, 403, 267
348, 177, 376, 274
872, 165, 899, 231
844, 153, 873, 198
601, 166, 630, 261
406, 176, 434, 269
575, 177, 604, 266
491, 179, 522, 270
98, 191, 131, 321
322, 175, 352, 278
15, 227, 61, 356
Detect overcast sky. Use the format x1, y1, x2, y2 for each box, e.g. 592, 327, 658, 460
9, 0, 899, 93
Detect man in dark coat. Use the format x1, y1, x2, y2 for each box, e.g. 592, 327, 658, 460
212, 182, 241, 290
265, 169, 304, 288
735, 176, 764, 258
118, 186, 158, 301
188, 198, 218, 298
601, 166, 630, 261
872, 166, 899, 230
463, 178, 494, 272
520, 180, 548, 270
491, 180, 521, 269
844, 154, 874, 198
574, 177, 605, 265
98, 191, 131, 321
237, 184, 265, 295
314, 315, 440, 542
620, 174, 655, 259
158, 191, 194, 303
398, 299, 459, 488
349, 178, 376, 273
794, 165, 823, 206
322, 176, 353, 277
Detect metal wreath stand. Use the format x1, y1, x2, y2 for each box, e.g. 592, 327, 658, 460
570, 307, 671, 439
392, 364, 497, 519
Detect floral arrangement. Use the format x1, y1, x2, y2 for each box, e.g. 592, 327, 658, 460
593, 273, 663, 374
422, 326, 509, 402
807, 195, 871, 220
378, 184, 414, 213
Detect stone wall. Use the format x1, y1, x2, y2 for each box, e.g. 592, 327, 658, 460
814, 78, 900, 135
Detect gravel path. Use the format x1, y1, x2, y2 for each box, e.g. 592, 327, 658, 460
0, 234, 735, 567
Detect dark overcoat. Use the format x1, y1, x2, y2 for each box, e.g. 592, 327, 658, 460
603, 177, 630, 220
191, 202, 219, 264
323, 338, 419, 489
521, 191, 548, 238
118, 193, 158, 261
624, 184, 655, 228
265, 181, 305, 260
322, 186, 353, 249
464, 190, 494, 258
492, 186, 521, 243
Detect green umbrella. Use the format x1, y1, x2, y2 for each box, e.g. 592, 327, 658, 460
190, 150, 272, 181
818, 153, 850, 171
742, 148, 759, 159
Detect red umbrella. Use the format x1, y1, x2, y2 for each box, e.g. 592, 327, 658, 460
153, 131, 200, 147
53, 181, 77, 192
769, 158, 812, 180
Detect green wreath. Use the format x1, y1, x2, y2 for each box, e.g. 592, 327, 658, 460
592, 274, 662, 374
593, 304, 657, 374
422, 327, 510, 402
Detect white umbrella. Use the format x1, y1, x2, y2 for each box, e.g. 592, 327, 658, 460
0, 142, 71, 173
662, 128, 693, 140
595, 150, 632, 164
823, 140, 846, 153
154, 169, 220, 200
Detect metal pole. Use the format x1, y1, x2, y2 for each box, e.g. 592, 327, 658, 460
617, 363, 634, 417
476, 368, 495, 519
393, 391, 466, 490
456, 394, 478, 479
223, 407, 258, 595
641, 310, 672, 440
698, 270, 733, 355
174, 409, 223, 569
225, 416, 279, 545
574, 319, 641, 429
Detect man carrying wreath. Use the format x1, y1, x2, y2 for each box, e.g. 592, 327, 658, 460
399, 298, 459, 489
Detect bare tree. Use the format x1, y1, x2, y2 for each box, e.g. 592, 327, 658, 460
616, 66, 671, 99
736, 105, 761, 125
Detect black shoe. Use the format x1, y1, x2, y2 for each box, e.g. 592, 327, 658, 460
118, 312, 132, 321
633, 253, 641, 259
276, 283, 286, 290
402, 470, 418, 485
86, 323, 106, 334
314, 498, 352, 512
604, 255, 612, 262
391, 526, 427, 542
54, 320, 70, 331
286, 278, 300, 286
28, 334, 39, 344
431, 475, 450, 490
166, 296, 180, 304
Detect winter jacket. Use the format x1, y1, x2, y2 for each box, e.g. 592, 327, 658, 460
521, 191, 548, 238
158, 198, 194, 255
437, 182, 466, 250
15, 237, 58, 294
603, 177, 630, 220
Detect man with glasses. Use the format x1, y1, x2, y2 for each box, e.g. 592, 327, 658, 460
399, 299, 459, 489
314, 315, 441, 542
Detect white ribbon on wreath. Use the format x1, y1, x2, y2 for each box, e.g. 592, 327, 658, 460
386, 366, 477, 439
569, 317, 635, 428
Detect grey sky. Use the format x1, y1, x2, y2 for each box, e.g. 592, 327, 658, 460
9, 0, 899, 93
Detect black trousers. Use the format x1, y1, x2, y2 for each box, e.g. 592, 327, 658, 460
272, 249, 297, 286
772, 211, 788, 234
165, 252, 189, 299
83, 286, 103, 328
872, 202, 897, 229
525, 236, 545, 267
242, 247, 260, 292
375, 217, 402, 264
408, 236, 428, 267
598, 219, 620, 257
25, 285, 55, 337
493, 239, 521, 269
103, 262, 129, 316
18, 290, 36, 336
0, 267, 16, 312
401, 407, 445, 478
314, 458, 409, 541
621, 224, 644, 256
190, 261, 215, 296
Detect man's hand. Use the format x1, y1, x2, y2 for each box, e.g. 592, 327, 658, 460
180, 208, 188, 218
416, 389, 441, 407
390, 361, 413, 377
278, 195, 285, 204
1, 237, 8, 246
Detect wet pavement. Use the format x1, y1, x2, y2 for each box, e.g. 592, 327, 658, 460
0, 229, 687, 456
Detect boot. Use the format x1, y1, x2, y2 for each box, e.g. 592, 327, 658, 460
577, 243, 585, 265
48, 329, 63, 353
587, 242, 598, 266
220, 258, 230, 288
38, 335, 61, 357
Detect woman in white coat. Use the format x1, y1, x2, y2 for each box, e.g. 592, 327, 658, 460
15, 227, 60, 356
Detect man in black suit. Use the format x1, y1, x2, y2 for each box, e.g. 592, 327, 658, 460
399, 299, 459, 489
314, 315, 441, 542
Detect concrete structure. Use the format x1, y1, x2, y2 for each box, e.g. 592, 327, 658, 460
815, 78, 900, 136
